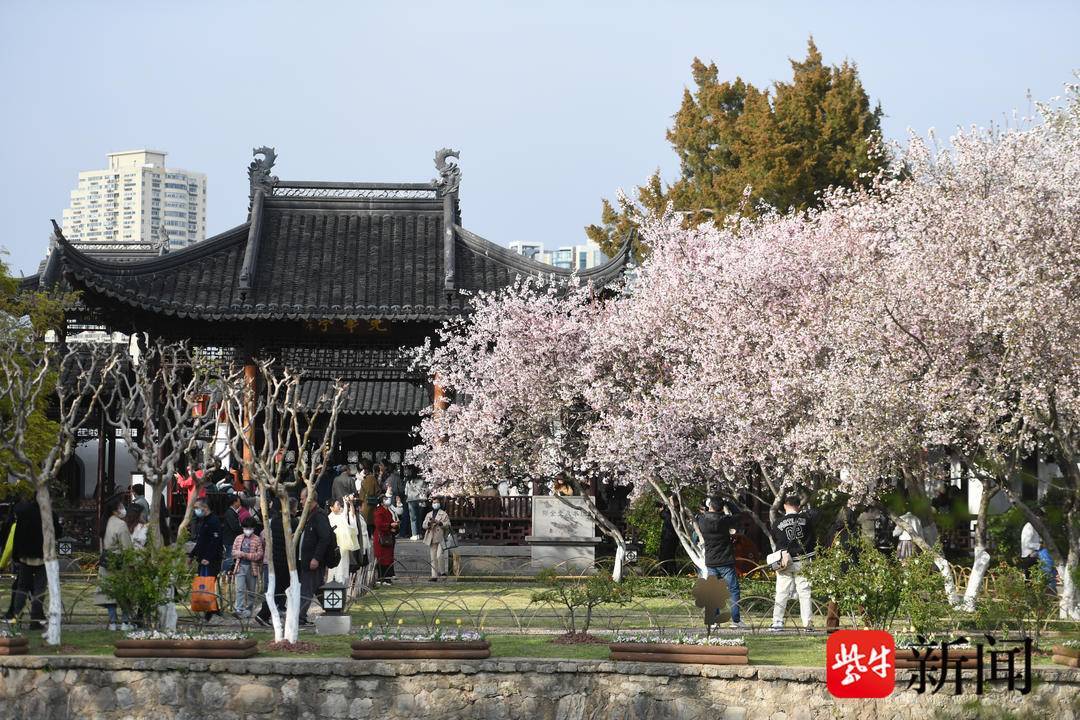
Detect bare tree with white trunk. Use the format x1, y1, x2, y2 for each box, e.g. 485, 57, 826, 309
223, 361, 345, 643
101, 339, 231, 630
102, 339, 229, 548
0, 332, 119, 645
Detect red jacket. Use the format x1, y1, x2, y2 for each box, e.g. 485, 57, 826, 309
373, 505, 396, 566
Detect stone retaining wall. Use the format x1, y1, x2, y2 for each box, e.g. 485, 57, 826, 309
0, 655, 1077, 720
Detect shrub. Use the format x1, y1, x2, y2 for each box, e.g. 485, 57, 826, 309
624, 495, 664, 557
897, 545, 953, 636
530, 569, 634, 635
807, 533, 901, 629
99, 543, 194, 629
986, 507, 1027, 564
974, 563, 1056, 646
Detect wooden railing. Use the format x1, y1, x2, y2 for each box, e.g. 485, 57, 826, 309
433, 495, 533, 545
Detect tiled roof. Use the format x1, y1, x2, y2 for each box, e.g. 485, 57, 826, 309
299, 378, 431, 416
50, 179, 633, 322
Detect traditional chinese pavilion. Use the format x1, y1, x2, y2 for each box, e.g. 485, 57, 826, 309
27, 147, 633, 546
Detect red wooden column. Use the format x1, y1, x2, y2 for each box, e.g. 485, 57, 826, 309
242, 361, 257, 482
432, 373, 449, 416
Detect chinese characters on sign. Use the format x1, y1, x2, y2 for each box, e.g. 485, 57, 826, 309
826, 632, 1033, 698
827, 630, 895, 698
905, 635, 1032, 696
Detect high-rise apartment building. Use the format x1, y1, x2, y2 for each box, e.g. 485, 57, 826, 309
61, 150, 207, 252
509, 239, 607, 272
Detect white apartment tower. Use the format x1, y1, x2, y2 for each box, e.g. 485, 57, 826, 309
61, 150, 207, 251
508, 239, 608, 271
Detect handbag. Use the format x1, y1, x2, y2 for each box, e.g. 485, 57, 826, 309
378, 531, 396, 548
442, 530, 459, 550
190, 567, 220, 613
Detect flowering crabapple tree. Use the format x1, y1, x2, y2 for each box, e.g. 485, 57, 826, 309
809, 86, 1080, 617
407, 278, 634, 580
224, 362, 346, 642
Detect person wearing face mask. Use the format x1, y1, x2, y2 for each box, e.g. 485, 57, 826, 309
373, 496, 398, 585
189, 499, 223, 621
422, 501, 452, 582
230, 517, 264, 620
93, 495, 133, 631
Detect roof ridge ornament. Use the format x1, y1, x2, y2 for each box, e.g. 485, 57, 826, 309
157, 224, 171, 256
433, 148, 461, 196
248, 146, 278, 196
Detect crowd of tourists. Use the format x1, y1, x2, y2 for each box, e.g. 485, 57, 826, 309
694, 493, 1059, 631
0, 457, 455, 631
0, 473, 1061, 632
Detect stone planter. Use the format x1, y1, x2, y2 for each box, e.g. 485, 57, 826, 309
609, 642, 749, 665
114, 638, 257, 659
893, 647, 982, 670
350, 640, 491, 660
1051, 645, 1080, 669
0, 636, 28, 656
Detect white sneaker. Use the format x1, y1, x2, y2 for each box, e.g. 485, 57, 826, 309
730, 621, 748, 629
411, 535, 420, 541
120, 623, 134, 632
108, 623, 118, 631
767, 625, 784, 633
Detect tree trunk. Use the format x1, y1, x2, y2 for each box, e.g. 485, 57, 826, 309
962, 481, 993, 612
35, 482, 62, 646
1062, 508, 1080, 620
644, 477, 706, 573
555, 482, 626, 581
146, 475, 178, 631
281, 494, 301, 644
888, 509, 958, 606
174, 475, 201, 543
283, 569, 301, 644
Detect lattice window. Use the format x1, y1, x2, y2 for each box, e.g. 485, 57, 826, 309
263, 342, 421, 380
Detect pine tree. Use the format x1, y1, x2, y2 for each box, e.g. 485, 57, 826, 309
587, 38, 886, 257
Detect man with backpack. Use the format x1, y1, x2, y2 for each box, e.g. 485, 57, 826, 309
297, 488, 337, 626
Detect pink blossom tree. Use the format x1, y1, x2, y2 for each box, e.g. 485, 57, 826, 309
801, 87, 1080, 617
407, 278, 635, 579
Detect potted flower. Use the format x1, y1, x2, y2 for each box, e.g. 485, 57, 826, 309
608, 632, 749, 665
351, 619, 490, 660
1052, 640, 1079, 668
0, 625, 28, 656
103, 543, 256, 659
115, 630, 257, 659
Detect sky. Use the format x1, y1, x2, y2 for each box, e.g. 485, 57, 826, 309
1, 0, 1077, 276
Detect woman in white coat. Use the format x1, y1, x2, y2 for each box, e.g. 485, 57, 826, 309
328, 498, 360, 586
422, 501, 451, 581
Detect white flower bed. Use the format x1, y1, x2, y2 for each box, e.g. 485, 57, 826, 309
356, 628, 485, 642
612, 632, 745, 647
1062, 640, 1080, 649
124, 630, 249, 641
